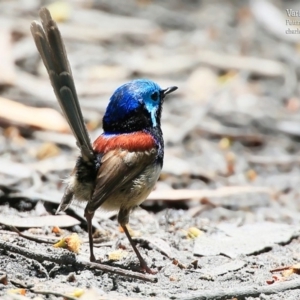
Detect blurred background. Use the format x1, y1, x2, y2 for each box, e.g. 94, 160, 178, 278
1, 0, 300, 223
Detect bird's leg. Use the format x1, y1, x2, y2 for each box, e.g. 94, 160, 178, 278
84, 210, 96, 262
118, 208, 156, 274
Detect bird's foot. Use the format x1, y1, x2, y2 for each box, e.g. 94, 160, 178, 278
90, 254, 96, 262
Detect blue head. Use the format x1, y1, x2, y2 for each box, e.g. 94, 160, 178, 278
103, 79, 177, 133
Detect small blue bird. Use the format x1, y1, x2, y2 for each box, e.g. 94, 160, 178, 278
31, 8, 177, 273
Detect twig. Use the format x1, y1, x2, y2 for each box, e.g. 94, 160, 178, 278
180, 279, 300, 300
10, 278, 34, 289
9, 226, 57, 244
30, 289, 77, 300
270, 266, 291, 273
0, 240, 157, 282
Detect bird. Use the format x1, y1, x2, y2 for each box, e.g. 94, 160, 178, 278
30, 8, 177, 274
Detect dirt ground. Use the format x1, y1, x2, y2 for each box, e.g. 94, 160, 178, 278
2, 0, 300, 299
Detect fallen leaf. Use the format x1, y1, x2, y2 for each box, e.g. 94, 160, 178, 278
47, 1, 71, 22
172, 258, 187, 269
169, 275, 178, 282
0, 29, 16, 86
68, 288, 85, 298
186, 227, 203, 239
246, 169, 257, 181
0, 272, 7, 285
36, 142, 61, 160
194, 222, 300, 258
8, 289, 26, 296
219, 137, 231, 150
3, 127, 26, 145
107, 249, 128, 261
0, 215, 80, 228
147, 186, 272, 201
54, 233, 81, 253
0, 97, 69, 132
282, 269, 294, 278
52, 226, 62, 235
119, 225, 138, 237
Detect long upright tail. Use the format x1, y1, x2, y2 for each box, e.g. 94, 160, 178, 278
30, 8, 94, 163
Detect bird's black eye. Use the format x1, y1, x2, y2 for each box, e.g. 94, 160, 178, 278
151, 92, 159, 101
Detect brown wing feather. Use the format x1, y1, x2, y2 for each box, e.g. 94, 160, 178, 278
85, 149, 156, 213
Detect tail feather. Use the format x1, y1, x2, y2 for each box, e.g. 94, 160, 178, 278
30, 8, 94, 162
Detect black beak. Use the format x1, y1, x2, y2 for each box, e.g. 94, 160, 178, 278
162, 86, 178, 98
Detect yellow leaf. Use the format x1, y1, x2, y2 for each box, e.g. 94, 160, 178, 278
108, 250, 128, 261
69, 288, 85, 298
219, 137, 231, 150
187, 227, 203, 239
53, 233, 81, 254
47, 1, 71, 22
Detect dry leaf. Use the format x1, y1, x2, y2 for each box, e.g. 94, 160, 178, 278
225, 152, 235, 175
187, 227, 203, 239
3, 127, 26, 145
286, 97, 300, 112
282, 263, 300, 277
0, 29, 16, 85
52, 226, 62, 235
246, 169, 257, 182
47, 1, 71, 22
8, 289, 26, 296
0, 214, 80, 228
147, 186, 271, 202
0, 97, 69, 132
282, 269, 294, 277
36, 142, 61, 160
219, 137, 231, 150
53, 233, 81, 253
68, 288, 85, 298
172, 259, 187, 269
169, 275, 178, 281
108, 249, 128, 261
0, 272, 7, 285
118, 225, 138, 237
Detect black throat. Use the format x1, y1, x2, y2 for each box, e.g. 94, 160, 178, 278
103, 105, 152, 134
102, 106, 164, 167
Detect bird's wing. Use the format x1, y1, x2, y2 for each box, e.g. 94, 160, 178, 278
85, 149, 156, 213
